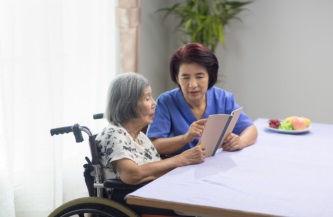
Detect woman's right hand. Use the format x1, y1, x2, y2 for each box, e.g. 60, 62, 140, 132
180, 143, 206, 165
183, 119, 207, 143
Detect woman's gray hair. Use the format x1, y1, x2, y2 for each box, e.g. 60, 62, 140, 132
105, 72, 150, 124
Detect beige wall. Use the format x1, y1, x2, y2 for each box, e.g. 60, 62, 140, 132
141, 0, 333, 124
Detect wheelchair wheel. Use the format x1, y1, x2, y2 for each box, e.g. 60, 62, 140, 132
48, 197, 140, 217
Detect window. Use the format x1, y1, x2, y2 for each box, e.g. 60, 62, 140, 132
0, 1, 118, 216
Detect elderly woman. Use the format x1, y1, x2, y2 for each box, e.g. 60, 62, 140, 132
95, 72, 205, 185
147, 43, 258, 157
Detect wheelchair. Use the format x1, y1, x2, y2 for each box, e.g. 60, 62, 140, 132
49, 113, 180, 217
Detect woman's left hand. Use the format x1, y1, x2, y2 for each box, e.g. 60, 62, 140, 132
221, 133, 242, 151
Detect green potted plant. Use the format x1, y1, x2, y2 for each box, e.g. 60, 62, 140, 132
157, 0, 252, 53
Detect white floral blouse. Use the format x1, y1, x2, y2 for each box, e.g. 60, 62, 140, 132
95, 122, 161, 180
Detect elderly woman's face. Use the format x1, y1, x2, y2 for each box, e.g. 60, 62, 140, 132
176, 62, 209, 105
136, 85, 156, 125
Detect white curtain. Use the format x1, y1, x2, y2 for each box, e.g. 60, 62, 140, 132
0, 0, 118, 216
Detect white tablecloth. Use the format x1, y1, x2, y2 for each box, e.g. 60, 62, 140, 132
127, 118, 333, 217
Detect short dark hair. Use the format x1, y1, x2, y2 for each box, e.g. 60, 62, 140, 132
105, 72, 149, 124
169, 43, 219, 89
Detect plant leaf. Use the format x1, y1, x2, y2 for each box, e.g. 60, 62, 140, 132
156, 0, 252, 53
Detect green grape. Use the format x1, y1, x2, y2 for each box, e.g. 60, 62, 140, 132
279, 121, 293, 130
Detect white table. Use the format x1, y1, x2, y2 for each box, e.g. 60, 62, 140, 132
127, 118, 333, 217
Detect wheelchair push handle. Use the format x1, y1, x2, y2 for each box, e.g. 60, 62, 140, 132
50, 124, 99, 164
50, 126, 73, 136
50, 123, 93, 143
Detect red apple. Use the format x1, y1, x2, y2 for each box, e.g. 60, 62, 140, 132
291, 117, 307, 130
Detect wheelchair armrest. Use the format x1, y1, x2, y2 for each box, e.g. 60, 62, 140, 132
103, 179, 151, 190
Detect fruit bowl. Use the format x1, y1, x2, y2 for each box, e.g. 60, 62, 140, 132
267, 117, 311, 134
266, 123, 310, 134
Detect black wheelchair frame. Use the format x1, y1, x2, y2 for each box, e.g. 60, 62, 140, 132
48, 113, 180, 217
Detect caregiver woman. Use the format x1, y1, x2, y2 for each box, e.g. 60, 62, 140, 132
147, 43, 258, 157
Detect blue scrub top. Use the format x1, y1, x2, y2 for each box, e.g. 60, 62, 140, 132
147, 87, 253, 157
